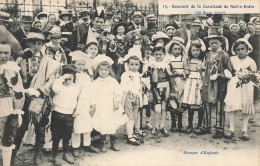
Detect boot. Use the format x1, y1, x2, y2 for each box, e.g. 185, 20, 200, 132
110, 135, 119, 151
10, 149, 18, 166
170, 111, 177, 132
33, 149, 43, 166
100, 135, 107, 153
62, 152, 74, 164
186, 109, 194, 133
52, 152, 59, 165
196, 109, 204, 130
177, 112, 185, 133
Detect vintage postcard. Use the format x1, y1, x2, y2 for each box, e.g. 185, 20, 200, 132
0, 0, 259, 165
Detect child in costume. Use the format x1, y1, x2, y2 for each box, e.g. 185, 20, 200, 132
182, 40, 205, 133
150, 44, 171, 137
224, 38, 257, 141
0, 42, 24, 166
141, 46, 154, 130
198, 26, 232, 138
165, 37, 189, 133
91, 55, 128, 152
120, 48, 144, 145
109, 22, 128, 82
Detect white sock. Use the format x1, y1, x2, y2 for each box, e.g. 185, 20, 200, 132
72, 133, 80, 148
160, 110, 167, 128
2, 146, 13, 166
126, 120, 134, 138
242, 114, 249, 132
229, 111, 237, 132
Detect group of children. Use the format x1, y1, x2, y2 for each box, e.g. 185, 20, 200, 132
1, 23, 258, 165
43, 26, 257, 165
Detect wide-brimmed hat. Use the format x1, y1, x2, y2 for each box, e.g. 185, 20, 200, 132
36, 12, 48, 19
165, 23, 178, 31
151, 31, 170, 45
131, 11, 144, 20
59, 9, 73, 19
23, 32, 45, 41
249, 17, 259, 24
50, 32, 62, 39
0, 11, 13, 22
192, 20, 201, 26
79, 8, 91, 17
118, 47, 145, 64
202, 17, 213, 27
70, 50, 90, 62
165, 37, 186, 54
238, 21, 246, 26
204, 26, 226, 41
182, 14, 195, 21
146, 13, 156, 21
20, 15, 33, 23
230, 24, 239, 30
231, 38, 253, 55
112, 22, 127, 35
93, 54, 114, 70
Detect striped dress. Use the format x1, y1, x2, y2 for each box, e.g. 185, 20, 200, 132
182, 58, 203, 110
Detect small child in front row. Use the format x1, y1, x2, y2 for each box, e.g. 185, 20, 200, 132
224, 39, 257, 141
70, 52, 100, 157
150, 44, 170, 137
120, 48, 144, 146
165, 37, 189, 133
51, 65, 80, 165
182, 40, 205, 134
141, 46, 154, 130
91, 55, 128, 152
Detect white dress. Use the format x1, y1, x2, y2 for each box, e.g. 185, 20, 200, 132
91, 76, 128, 135
73, 73, 93, 134
224, 56, 257, 114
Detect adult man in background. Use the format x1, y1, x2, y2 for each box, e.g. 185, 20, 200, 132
13, 15, 33, 50
0, 11, 23, 60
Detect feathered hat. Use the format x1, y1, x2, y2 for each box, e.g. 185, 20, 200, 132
151, 31, 170, 46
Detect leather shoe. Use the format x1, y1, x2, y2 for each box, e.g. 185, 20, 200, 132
224, 130, 234, 139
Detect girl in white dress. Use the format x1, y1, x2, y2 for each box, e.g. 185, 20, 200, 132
224, 38, 257, 141
91, 55, 128, 152
70, 51, 100, 156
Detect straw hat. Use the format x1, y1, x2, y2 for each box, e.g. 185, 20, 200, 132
59, 9, 72, 19
36, 12, 48, 19
0, 11, 13, 22
23, 32, 45, 41
20, 15, 34, 23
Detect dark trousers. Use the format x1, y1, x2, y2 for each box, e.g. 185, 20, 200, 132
51, 111, 74, 153
0, 114, 18, 147
203, 101, 225, 132
14, 97, 51, 151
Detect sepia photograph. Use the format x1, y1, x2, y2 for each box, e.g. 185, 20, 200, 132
0, 0, 259, 165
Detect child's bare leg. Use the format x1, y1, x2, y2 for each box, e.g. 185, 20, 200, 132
241, 113, 250, 141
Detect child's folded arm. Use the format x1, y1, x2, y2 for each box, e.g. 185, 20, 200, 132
52, 76, 64, 94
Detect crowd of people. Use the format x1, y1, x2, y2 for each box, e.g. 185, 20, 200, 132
0, 7, 259, 166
